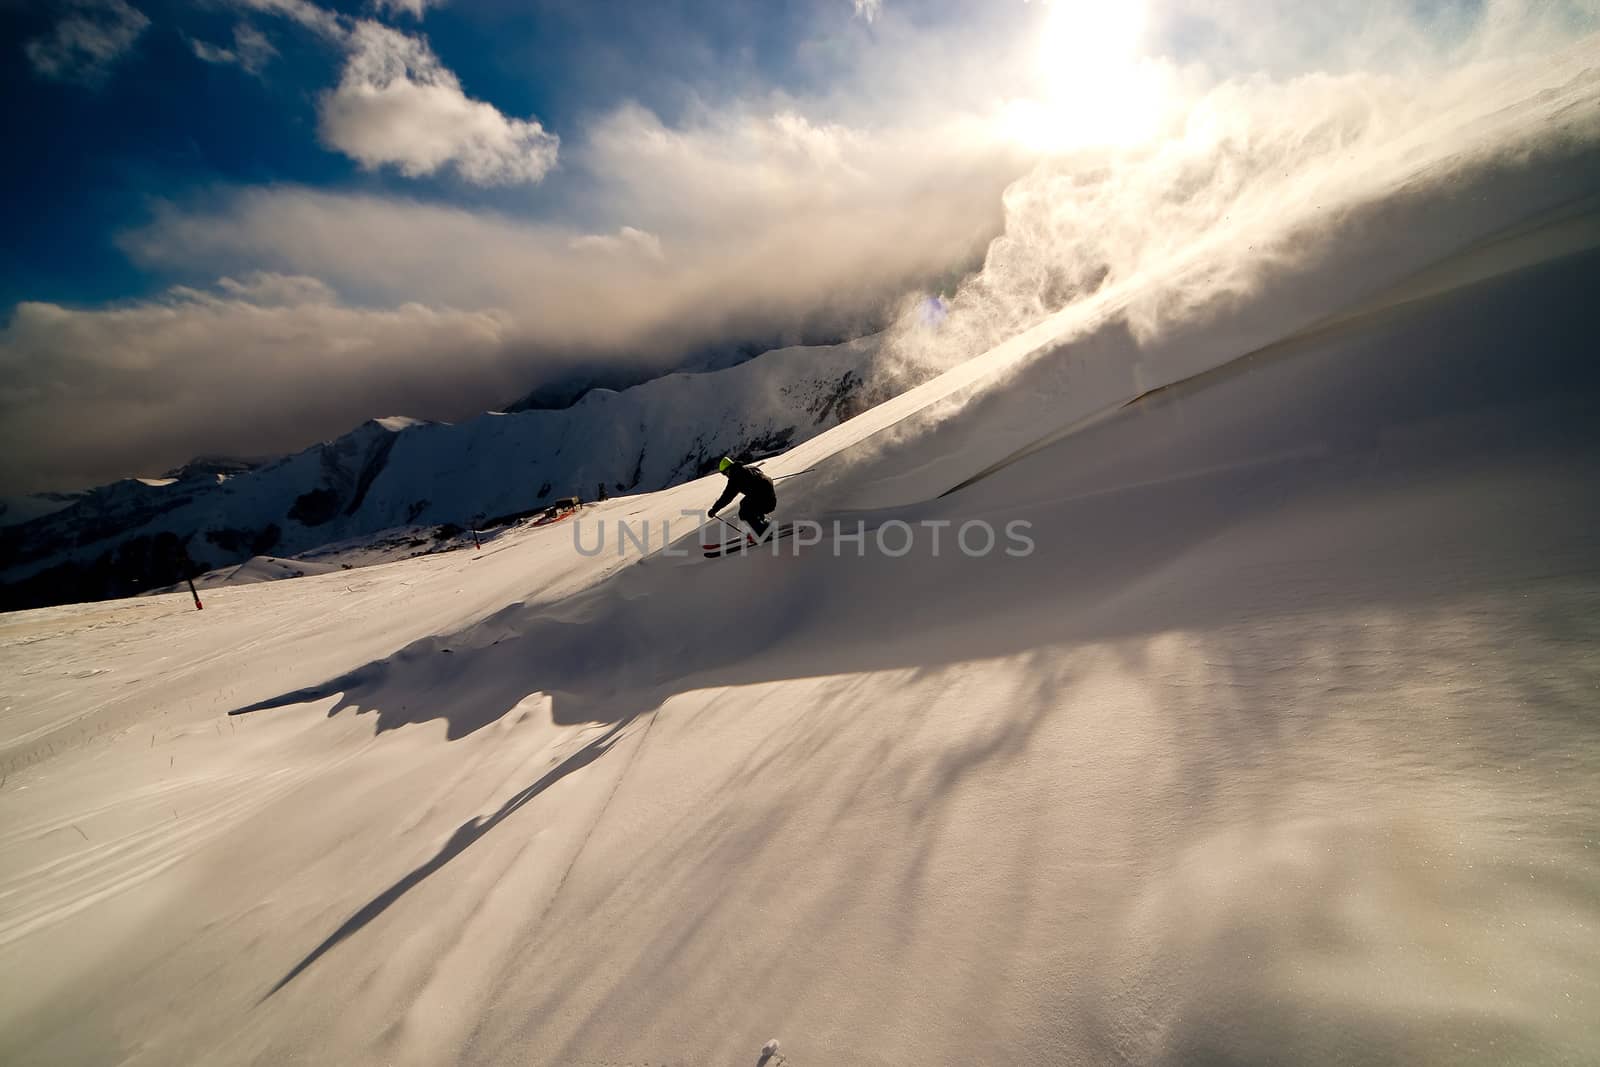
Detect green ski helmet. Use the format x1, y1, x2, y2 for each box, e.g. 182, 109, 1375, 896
718, 456, 734, 472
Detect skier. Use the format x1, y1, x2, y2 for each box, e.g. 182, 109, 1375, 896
709, 456, 776, 537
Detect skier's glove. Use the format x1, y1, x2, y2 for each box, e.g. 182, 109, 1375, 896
707, 508, 719, 519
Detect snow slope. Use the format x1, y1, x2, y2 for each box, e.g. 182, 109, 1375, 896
185, 555, 347, 591
3, 220, 1598, 1065
3, 48, 1600, 1067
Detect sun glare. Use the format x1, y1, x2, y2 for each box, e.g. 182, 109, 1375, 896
1001, 0, 1165, 152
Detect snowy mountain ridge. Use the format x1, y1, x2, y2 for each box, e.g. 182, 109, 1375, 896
0, 337, 883, 610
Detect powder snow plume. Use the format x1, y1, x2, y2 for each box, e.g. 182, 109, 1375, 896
879, 3, 1600, 385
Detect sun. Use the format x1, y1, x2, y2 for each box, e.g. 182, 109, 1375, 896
1000, 0, 1166, 152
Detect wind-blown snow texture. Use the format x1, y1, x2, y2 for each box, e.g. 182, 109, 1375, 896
3, 46, 1600, 1067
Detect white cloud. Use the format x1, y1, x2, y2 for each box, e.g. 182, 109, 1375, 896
373, 0, 444, 19
215, 271, 339, 305
551, 105, 1026, 338
232, 0, 558, 185
25, 0, 149, 86
853, 0, 883, 24
190, 24, 278, 75
319, 22, 559, 185
121, 98, 1023, 345
233, 0, 343, 39
569, 227, 666, 261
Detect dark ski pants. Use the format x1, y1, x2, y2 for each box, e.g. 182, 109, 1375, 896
738, 494, 773, 536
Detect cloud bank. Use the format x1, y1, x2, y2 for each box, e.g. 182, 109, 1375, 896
0, 275, 515, 495
0, 89, 1020, 492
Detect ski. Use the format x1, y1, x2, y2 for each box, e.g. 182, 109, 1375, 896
701, 535, 746, 554
703, 522, 798, 558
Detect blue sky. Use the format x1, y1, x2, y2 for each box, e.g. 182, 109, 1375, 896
0, 0, 1035, 309
3, 1, 690, 305
2, 0, 1576, 494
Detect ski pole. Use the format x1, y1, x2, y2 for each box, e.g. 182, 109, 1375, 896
701, 513, 746, 551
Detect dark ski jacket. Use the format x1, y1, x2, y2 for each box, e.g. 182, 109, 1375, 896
711, 462, 776, 516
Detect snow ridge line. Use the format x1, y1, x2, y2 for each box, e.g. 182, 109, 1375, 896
938, 203, 1600, 505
